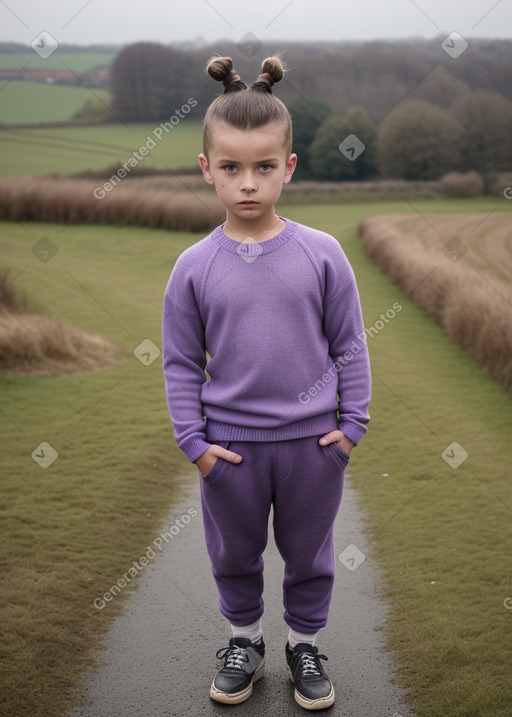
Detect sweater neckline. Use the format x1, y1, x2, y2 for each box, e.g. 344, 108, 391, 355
211, 217, 296, 255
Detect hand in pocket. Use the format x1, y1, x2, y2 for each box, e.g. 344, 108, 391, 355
195, 444, 242, 477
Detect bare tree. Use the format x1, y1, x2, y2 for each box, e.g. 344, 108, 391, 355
111, 43, 197, 122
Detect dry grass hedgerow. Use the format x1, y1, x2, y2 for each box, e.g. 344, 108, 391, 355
0, 271, 124, 376
440, 171, 485, 199
0, 175, 223, 375
0, 176, 224, 232
0, 311, 125, 376
359, 213, 512, 392
0, 268, 29, 313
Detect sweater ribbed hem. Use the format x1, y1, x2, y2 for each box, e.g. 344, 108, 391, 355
179, 417, 367, 462
205, 413, 338, 443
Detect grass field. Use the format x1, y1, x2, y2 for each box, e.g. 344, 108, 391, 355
359, 212, 512, 391
372, 212, 512, 283
0, 121, 203, 177
0, 52, 114, 72
0, 81, 110, 126
1, 198, 512, 716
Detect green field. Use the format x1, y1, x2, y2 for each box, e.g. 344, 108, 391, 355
0, 121, 203, 176
1, 198, 512, 716
0, 81, 110, 126
0, 51, 114, 72
0, 48, 112, 126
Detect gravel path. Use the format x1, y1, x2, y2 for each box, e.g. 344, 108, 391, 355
68, 472, 414, 717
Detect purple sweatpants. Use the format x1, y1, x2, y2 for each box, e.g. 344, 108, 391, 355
199, 435, 348, 634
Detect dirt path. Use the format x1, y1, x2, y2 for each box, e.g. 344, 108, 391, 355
68, 472, 414, 717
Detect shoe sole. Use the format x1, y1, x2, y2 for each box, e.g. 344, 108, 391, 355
287, 666, 335, 710
209, 657, 265, 705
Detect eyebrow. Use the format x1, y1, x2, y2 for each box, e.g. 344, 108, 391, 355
215, 157, 280, 164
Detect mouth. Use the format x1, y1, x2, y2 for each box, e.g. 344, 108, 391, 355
238, 200, 259, 205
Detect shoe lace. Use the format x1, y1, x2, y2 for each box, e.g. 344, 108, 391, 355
296, 649, 327, 677
216, 645, 249, 671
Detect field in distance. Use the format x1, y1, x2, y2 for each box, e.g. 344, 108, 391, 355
0, 51, 115, 71
0, 81, 110, 126
0, 121, 204, 177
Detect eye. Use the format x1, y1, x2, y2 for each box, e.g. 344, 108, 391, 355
260, 164, 273, 172
223, 164, 237, 173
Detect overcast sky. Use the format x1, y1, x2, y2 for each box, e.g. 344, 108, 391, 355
1, 0, 510, 46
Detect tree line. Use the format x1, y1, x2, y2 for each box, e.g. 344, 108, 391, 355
292, 92, 512, 186
110, 40, 512, 183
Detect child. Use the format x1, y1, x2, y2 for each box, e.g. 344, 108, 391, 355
162, 55, 371, 711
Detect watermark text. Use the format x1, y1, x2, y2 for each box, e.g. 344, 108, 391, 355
298, 301, 402, 404
93, 507, 198, 609
93, 98, 198, 200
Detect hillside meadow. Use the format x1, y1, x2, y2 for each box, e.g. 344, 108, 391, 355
0, 82, 110, 126
0, 198, 511, 717
0, 121, 204, 177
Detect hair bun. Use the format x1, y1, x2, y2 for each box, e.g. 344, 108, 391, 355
251, 56, 285, 93
261, 57, 284, 83
206, 56, 247, 93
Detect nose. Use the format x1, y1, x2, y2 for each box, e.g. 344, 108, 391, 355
240, 171, 257, 192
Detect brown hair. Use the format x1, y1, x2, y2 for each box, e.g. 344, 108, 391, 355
202, 56, 292, 157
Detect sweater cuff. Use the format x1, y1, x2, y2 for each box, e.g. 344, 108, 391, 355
179, 436, 212, 464
339, 421, 367, 447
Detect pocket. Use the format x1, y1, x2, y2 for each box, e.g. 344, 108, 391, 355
326, 441, 350, 470
200, 441, 232, 483
201, 457, 224, 482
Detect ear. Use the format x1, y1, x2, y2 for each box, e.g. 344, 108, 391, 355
283, 153, 297, 184
198, 153, 214, 185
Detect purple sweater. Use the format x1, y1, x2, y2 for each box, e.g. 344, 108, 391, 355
162, 218, 371, 463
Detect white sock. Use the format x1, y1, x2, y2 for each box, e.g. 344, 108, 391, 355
288, 628, 318, 648
230, 618, 263, 645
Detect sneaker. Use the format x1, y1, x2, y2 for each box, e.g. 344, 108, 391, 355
210, 636, 265, 704
286, 642, 335, 710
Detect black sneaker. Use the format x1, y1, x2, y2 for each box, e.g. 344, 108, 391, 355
286, 642, 335, 710
210, 637, 265, 704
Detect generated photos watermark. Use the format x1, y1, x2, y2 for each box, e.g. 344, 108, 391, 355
31, 442, 59, 469
441, 32, 469, 59
93, 507, 198, 609
31, 31, 59, 59
93, 98, 198, 200
298, 301, 402, 405
236, 31, 264, 58
32, 237, 58, 263
441, 441, 468, 469
134, 339, 161, 366
339, 543, 366, 571
237, 236, 263, 263
443, 236, 468, 263
339, 134, 366, 162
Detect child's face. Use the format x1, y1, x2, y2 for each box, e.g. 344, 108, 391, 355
199, 122, 297, 227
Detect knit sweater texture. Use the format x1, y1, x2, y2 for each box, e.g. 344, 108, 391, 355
162, 218, 371, 463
